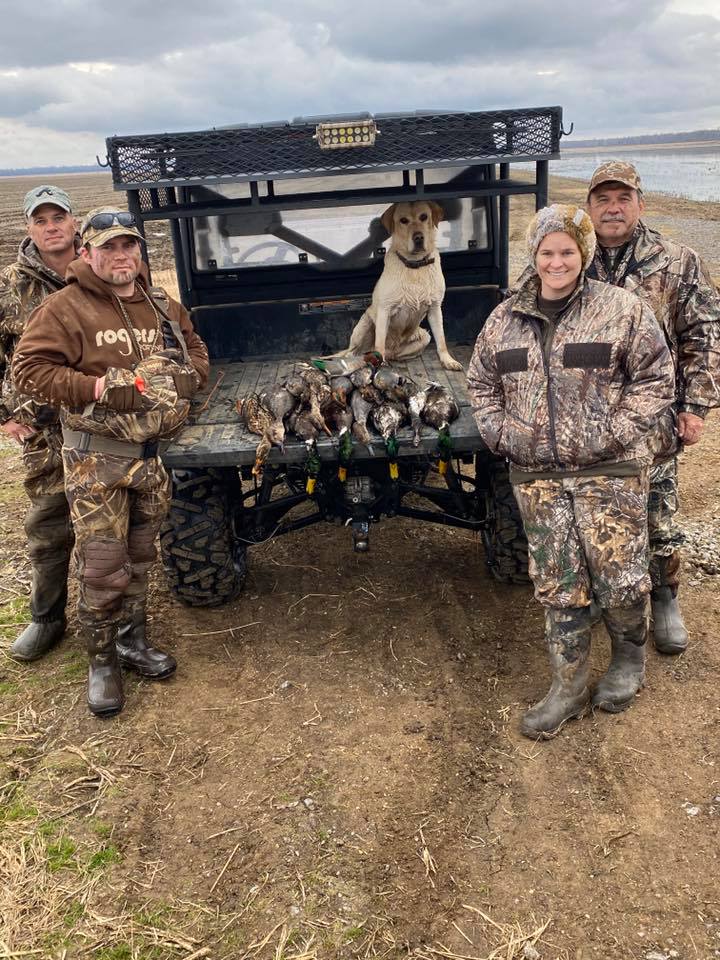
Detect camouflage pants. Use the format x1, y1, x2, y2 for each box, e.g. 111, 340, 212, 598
513, 473, 651, 609
22, 425, 65, 497
648, 458, 683, 590
21, 426, 73, 622
62, 447, 171, 627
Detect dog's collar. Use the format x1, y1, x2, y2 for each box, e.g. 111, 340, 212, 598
395, 252, 436, 269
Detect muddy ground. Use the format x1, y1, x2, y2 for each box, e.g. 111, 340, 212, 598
0, 172, 719, 960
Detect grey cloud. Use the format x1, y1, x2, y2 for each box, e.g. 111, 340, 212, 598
0, 0, 718, 167
274, 0, 670, 63
0, 0, 269, 69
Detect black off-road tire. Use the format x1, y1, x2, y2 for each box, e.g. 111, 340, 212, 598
160, 468, 246, 607
487, 460, 530, 584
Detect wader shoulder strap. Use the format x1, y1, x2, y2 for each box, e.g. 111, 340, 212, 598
147, 286, 190, 363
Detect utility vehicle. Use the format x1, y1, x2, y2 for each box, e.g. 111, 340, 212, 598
104, 106, 565, 605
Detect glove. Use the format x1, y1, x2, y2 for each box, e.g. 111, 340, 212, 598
100, 367, 145, 412
172, 370, 199, 399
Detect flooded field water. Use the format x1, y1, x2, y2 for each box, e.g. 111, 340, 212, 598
543, 143, 720, 202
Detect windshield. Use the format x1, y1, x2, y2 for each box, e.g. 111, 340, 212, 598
191, 168, 490, 271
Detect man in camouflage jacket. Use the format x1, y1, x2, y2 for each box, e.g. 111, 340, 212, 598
586, 160, 720, 654
13, 207, 209, 717
0, 185, 80, 662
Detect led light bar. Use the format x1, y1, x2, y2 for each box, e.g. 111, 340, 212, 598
314, 119, 378, 150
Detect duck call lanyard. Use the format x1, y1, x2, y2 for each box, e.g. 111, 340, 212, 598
112, 285, 162, 362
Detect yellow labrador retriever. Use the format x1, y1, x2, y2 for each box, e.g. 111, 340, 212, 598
344, 201, 462, 371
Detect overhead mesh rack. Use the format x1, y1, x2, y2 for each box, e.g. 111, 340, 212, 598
106, 106, 563, 190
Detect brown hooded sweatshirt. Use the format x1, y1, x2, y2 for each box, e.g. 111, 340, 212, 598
13, 259, 209, 409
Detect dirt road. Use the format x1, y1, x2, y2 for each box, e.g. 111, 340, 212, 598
1, 172, 719, 960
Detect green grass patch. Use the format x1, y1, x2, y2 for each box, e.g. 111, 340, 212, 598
60, 653, 87, 679
0, 595, 31, 639
0, 794, 39, 822
135, 902, 172, 929
96, 945, 166, 960
95, 947, 132, 960
46, 835, 78, 872
63, 900, 85, 928
0, 680, 20, 696
91, 818, 113, 839
86, 843, 122, 871
0, 478, 24, 505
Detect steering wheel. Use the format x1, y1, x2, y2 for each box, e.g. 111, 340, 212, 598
235, 240, 298, 264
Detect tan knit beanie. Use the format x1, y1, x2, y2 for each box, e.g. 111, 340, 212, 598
526, 203, 596, 271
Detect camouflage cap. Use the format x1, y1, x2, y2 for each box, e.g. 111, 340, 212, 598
526, 203, 596, 271
80, 206, 145, 248
587, 160, 642, 198
24, 184, 73, 218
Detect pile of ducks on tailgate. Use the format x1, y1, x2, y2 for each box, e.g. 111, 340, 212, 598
236, 351, 460, 478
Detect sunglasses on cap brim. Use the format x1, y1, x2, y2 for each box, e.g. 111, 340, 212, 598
85, 212, 137, 231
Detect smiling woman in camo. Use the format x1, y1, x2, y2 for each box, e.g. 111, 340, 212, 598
467, 204, 675, 740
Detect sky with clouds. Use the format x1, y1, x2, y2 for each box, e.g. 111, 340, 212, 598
0, 0, 718, 168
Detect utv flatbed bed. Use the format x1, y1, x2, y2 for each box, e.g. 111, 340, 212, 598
165, 345, 477, 468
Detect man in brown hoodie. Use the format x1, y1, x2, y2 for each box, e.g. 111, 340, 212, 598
13, 207, 209, 716
0, 185, 80, 662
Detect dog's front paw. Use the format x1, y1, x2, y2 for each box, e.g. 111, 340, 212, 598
440, 354, 463, 371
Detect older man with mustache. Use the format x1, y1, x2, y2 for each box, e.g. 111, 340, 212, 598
586, 161, 720, 656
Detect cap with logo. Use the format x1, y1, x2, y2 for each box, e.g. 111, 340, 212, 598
80, 206, 145, 248
24, 185, 73, 218
587, 160, 642, 199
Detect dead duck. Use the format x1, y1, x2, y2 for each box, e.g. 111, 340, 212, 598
298, 366, 333, 436
288, 407, 320, 444
349, 365, 374, 389
330, 375, 353, 406
373, 365, 408, 402
260, 383, 296, 421
259, 384, 297, 446
350, 389, 374, 450
283, 373, 309, 401
421, 382, 460, 431
236, 392, 285, 476
371, 401, 405, 443
322, 394, 354, 434
311, 351, 382, 377
406, 382, 427, 447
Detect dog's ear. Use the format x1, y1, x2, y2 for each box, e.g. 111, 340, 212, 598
428, 201, 444, 227
381, 205, 396, 236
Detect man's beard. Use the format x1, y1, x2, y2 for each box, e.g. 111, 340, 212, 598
109, 269, 136, 285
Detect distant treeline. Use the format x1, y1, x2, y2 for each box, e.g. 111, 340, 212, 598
0, 164, 101, 177
569, 129, 720, 147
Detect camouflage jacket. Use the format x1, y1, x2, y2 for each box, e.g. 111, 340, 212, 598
586, 221, 720, 416
0, 237, 78, 424
467, 273, 675, 472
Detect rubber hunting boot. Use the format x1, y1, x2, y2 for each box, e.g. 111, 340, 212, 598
10, 620, 66, 662
11, 492, 71, 661
86, 624, 125, 717
116, 608, 176, 679
592, 601, 647, 713
520, 606, 592, 740
650, 555, 688, 654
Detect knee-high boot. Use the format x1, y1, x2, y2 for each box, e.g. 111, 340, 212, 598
116, 604, 176, 679
86, 623, 124, 717
520, 606, 592, 740
11, 493, 72, 661
650, 553, 688, 654
592, 600, 647, 713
